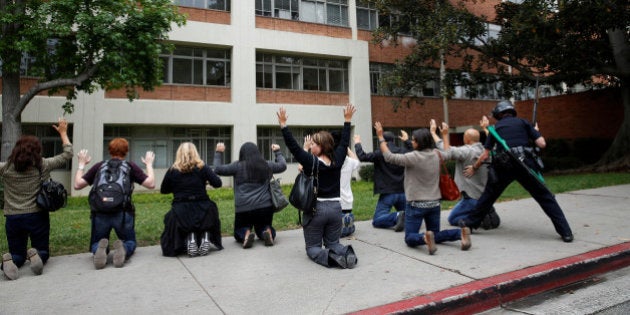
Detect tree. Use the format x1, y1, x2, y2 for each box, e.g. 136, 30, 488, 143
371, 0, 630, 170
0, 0, 186, 160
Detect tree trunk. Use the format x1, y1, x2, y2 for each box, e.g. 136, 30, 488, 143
593, 28, 630, 171
594, 82, 630, 171
1, 72, 22, 162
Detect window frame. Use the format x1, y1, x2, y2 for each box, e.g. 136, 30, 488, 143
160, 46, 231, 87
256, 52, 349, 92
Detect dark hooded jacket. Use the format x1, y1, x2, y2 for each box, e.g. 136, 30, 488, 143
354, 132, 411, 195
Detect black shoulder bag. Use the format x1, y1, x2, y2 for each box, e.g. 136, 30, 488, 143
289, 156, 318, 224
36, 167, 68, 212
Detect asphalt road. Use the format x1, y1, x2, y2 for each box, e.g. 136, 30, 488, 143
479, 265, 630, 314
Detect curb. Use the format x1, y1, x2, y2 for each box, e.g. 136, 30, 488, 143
351, 242, 630, 315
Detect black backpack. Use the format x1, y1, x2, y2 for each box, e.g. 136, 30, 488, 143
89, 160, 133, 213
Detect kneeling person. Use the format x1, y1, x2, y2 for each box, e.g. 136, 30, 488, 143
74, 138, 155, 269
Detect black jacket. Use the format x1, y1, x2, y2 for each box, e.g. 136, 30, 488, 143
355, 141, 410, 195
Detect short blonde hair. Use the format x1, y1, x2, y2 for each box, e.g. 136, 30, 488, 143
172, 142, 205, 173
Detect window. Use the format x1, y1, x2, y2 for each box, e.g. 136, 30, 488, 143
257, 126, 329, 163
356, 0, 378, 30
370, 63, 439, 97
160, 46, 231, 86
452, 74, 502, 100
369, 63, 393, 95
256, 53, 349, 92
256, 0, 348, 26
256, 0, 272, 16
103, 126, 232, 168
378, 12, 413, 36
177, 0, 231, 11
475, 23, 501, 45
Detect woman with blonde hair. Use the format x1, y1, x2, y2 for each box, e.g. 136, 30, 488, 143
160, 142, 223, 257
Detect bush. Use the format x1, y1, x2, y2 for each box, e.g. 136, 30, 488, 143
542, 138, 612, 171
358, 164, 374, 181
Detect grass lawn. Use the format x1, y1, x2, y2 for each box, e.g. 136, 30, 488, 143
1, 172, 629, 256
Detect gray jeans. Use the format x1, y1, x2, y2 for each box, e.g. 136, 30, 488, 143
302, 200, 350, 267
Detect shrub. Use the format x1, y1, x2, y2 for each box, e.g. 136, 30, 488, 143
358, 164, 374, 182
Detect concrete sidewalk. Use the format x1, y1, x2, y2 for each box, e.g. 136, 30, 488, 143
2, 185, 630, 315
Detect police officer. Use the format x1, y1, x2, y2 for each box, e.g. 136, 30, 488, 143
459, 100, 574, 242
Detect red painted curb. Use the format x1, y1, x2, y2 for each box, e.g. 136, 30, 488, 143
351, 242, 630, 315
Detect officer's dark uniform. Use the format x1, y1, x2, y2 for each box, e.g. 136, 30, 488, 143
461, 101, 574, 242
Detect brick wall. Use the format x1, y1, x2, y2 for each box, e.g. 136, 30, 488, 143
371, 88, 623, 141
516, 89, 623, 140
178, 7, 230, 24
371, 96, 496, 128
458, 0, 501, 21
105, 85, 231, 102
0, 78, 65, 96
257, 89, 349, 105
256, 16, 352, 38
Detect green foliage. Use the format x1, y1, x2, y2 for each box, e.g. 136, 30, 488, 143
0, 0, 187, 112
543, 138, 614, 171
372, 0, 629, 100
358, 164, 375, 182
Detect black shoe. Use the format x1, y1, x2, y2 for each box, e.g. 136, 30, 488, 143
480, 207, 501, 230
562, 234, 574, 243
243, 230, 255, 249
458, 218, 479, 231
457, 219, 467, 228
393, 211, 405, 232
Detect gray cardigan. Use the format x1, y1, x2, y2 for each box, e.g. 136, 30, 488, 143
213, 150, 287, 213
383, 148, 445, 202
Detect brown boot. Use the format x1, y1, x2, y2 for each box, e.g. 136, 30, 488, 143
461, 227, 471, 251
423, 231, 437, 255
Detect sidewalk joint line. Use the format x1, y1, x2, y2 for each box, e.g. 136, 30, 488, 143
354, 238, 478, 280
177, 256, 227, 315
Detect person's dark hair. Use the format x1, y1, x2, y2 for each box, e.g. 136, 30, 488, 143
383, 131, 395, 142
312, 131, 335, 165
8, 135, 43, 172
411, 128, 436, 151
239, 142, 271, 183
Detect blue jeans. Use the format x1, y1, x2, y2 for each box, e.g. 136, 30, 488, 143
90, 212, 136, 257
448, 197, 478, 226
372, 193, 407, 228
404, 203, 461, 247
4, 212, 50, 267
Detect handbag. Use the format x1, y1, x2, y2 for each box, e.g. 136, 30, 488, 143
270, 177, 289, 212
436, 151, 460, 201
36, 168, 67, 212
289, 157, 318, 215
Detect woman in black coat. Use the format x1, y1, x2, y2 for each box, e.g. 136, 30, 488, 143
160, 142, 223, 257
